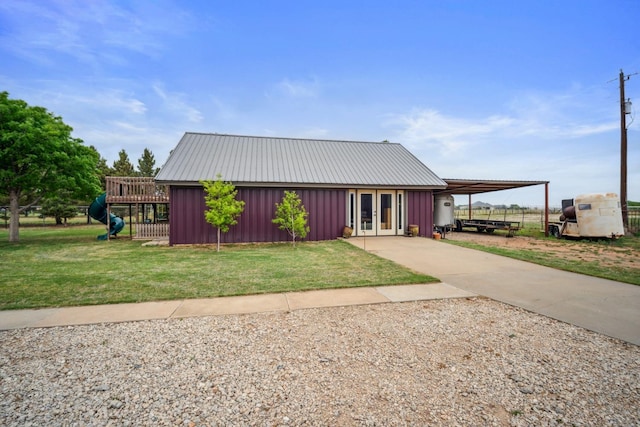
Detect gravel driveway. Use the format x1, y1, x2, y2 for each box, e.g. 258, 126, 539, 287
1, 297, 638, 426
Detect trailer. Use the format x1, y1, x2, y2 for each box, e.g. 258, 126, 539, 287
454, 218, 521, 237
548, 193, 624, 239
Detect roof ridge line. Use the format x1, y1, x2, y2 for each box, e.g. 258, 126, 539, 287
183, 132, 400, 145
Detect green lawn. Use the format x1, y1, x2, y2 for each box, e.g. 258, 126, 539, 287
0, 226, 437, 310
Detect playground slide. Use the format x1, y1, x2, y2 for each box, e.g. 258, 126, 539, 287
88, 193, 125, 240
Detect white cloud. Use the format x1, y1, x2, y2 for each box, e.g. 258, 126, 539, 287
0, 78, 200, 165
388, 109, 515, 154
152, 83, 203, 123
273, 77, 320, 98
383, 85, 636, 206
0, 1, 193, 66
388, 85, 620, 158
16, 85, 147, 117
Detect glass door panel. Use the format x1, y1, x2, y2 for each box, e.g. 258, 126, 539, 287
377, 192, 395, 235
360, 193, 373, 231
380, 194, 392, 230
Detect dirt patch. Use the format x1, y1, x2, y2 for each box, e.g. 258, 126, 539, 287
443, 230, 639, 270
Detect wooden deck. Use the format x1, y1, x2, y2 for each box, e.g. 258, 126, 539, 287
105, 177, 169, 204
104, 176, 170, 239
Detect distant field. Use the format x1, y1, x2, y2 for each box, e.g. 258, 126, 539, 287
5, 206, 639, 235
454, 208, 640, 235
0, 207, 143, 228
454, 209, 551, 234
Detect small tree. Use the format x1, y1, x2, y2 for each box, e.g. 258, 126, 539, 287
273, 191, 310, 247
201, 175, 245, 252
41, 190, 77, 225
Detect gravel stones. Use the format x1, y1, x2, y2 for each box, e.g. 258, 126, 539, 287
1, 298, 638, 426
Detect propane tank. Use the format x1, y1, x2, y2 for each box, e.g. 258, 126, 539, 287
561, 205, 576, 220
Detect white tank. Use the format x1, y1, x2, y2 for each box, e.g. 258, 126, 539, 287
434, 194, 455, 228
573, 193, 624, 237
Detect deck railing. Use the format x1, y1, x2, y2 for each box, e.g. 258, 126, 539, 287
135, 223, 170, 239
105, 176, 169, 203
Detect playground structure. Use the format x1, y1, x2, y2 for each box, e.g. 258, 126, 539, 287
89, 177, 169, 240
88, 193, 125, 240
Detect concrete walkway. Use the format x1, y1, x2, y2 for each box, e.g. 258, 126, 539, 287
0, 283, 475, 330
347, 236, 640, 346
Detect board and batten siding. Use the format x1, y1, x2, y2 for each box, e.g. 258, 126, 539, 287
406, 190, 434, 238
169, 186, 347, 245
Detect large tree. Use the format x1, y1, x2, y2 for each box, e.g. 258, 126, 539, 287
137, 148, 159, 177
0, 91, 101, 242
90, 145, 113, 189
112, 149, 136, 176
201, 175, 245, 252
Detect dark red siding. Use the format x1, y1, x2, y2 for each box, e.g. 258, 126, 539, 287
407, 190, 434, 238
169, 186, 346, 245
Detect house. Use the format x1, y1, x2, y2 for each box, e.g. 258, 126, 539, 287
155, 133, 447, 245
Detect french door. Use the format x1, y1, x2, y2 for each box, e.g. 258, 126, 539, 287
352, 190, 403, 236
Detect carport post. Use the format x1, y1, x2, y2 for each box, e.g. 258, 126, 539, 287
544, 182, 549, 237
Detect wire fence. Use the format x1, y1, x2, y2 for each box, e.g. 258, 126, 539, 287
455, 207, 640, 235
629, 208, 640, 234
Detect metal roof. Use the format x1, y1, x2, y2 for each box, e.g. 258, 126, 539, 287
155, 133, 447, 189
436, 178, 549, 195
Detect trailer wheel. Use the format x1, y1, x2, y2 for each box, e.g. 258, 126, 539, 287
455, 220, 462, 232
485, 228, 495, 234
549, 225, 561, 239
476, 226, 485, 233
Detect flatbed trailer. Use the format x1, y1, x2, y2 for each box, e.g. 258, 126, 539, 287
454, 218, 521, 237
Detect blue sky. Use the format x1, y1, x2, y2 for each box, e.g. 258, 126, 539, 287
1, 0, 639, 207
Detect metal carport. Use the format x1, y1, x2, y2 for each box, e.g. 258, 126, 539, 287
434, 179, 550, 236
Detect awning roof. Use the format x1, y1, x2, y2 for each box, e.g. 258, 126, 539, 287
436, 179, 549, 195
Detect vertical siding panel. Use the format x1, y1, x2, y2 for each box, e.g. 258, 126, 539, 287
332, 190, 341, 238
407, 191, 434, 238
168, 186, 179, 245
170, 186, 348, 244
323, 190, 332, 239
170, 186, 209, 245
305, 189, 318, 241
321, 190, 329, 239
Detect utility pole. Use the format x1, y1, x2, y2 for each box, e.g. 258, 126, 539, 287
619, 69, 636, 233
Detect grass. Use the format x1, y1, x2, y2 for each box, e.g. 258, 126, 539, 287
444, 232, 640, 286
0, 225, 437, 310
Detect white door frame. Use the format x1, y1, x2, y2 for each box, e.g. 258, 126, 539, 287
356, 190, 375, 236
352, 189, 403, 236
377, 191, 396, 236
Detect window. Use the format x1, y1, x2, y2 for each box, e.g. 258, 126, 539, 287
397, 193, 403, 230
348, 192, 355, 229
380, 194, 392, 230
